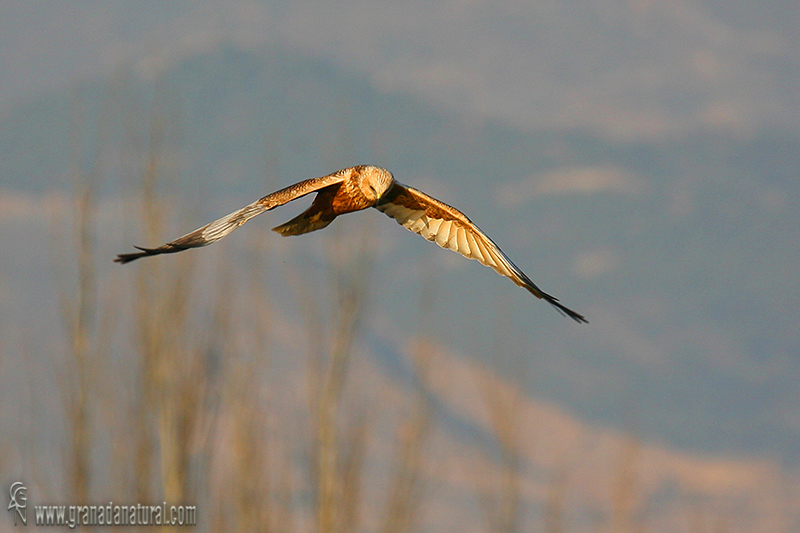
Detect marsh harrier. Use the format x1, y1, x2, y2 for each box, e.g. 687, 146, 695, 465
115, 165, 587, 322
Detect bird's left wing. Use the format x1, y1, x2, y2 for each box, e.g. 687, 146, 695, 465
115, 172, 348, 264
375, 183, 587, 323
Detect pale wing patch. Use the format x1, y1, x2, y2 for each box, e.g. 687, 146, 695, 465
467, 230, 497, 270
435, 220, 452, 247
466, 232, 484, 263
409, 217, 428, 234
456, 228, 470, 255
377, 199, 509, 272
200, 200, 267, 244
485, 246, 514, 278
445, 225, 460, 251
426, 217, 445, 238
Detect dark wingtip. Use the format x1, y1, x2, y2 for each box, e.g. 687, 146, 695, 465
549, 298, 588, 323
515, 271, 587, 323
114, 246, 157, 264
114, 252, 144, 264
532, 288, 588, 324
555, 302, 589, 324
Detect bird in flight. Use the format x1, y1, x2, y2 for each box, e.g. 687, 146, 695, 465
115, 165, 587, 323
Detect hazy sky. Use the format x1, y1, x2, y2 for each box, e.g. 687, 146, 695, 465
3, 0, 798, 137
3, 0, 800, 481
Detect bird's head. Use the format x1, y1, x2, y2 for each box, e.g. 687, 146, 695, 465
358, 166, 394, 203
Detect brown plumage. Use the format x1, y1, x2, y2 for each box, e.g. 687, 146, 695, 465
115, 165, 587, 323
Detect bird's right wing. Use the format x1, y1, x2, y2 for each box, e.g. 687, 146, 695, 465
115, 171, 348, 264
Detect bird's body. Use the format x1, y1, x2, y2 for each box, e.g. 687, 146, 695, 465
271, 166, 393, 236
116, 165, 587, 323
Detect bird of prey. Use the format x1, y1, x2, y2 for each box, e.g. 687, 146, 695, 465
115, 165, 587, 323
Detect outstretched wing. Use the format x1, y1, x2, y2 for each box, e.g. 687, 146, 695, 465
375, 183, 587, 323
115, 171, 348, 264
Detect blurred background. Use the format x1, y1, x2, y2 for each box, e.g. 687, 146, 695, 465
1, 0, 799, 531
